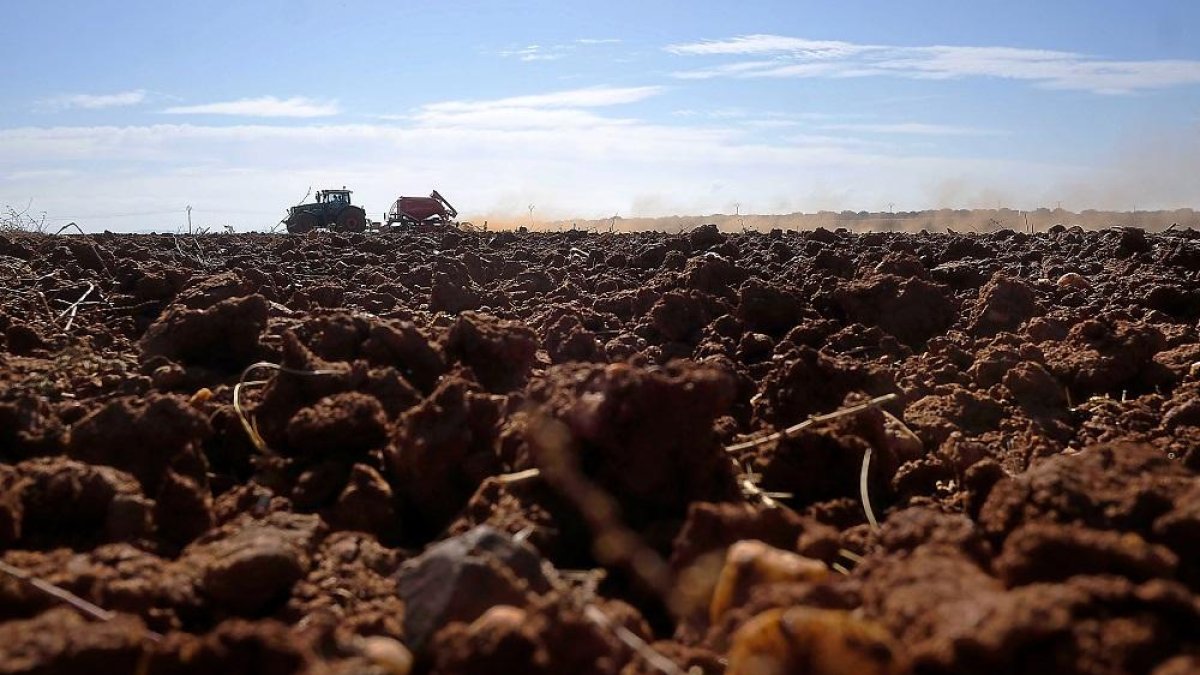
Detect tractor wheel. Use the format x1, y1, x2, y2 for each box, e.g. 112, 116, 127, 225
336, 207, 367, 233
286, 212, 318, 234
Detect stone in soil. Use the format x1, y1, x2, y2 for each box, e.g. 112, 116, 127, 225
397, 525, 552, 650
181, 512, 324, 617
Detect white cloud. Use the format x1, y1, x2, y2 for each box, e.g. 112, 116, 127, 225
412, 106, 636, 131
423, 86, 663, 114
162, 96, 339, 118
576, 38, 621, 45
402, 85, 667, 133
37, 89, 147, 111
17, 87, 1192, 231
741, 62, 848, 79
0, 115, 1080, 231
666, 35, 1200, 94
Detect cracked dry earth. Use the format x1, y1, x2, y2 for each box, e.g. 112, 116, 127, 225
1, 223, 1199, 675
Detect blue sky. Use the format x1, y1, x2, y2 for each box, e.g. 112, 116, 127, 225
2, 1, 1199, 230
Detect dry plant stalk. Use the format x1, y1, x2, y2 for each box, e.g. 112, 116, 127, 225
860, 446, 879, 529
725, 393, 898, 454
837, 549, 865, 566
35, 290, 59, 329
0, 559, 162, 642
531, 531, 689, 675
583, 604, 688, 675
526, 414, 674, 599
880, 408, 922, 451
733, 463, 791, 509
725, 393, 899, 521
58, 282, 95, 331
233, 361, 341, 455
495, 467, 542, 484
53, 222, 86, 236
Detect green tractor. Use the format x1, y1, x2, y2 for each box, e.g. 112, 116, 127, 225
283, 188, 368, 234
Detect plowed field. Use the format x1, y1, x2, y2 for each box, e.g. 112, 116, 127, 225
2, 225, 1199, 675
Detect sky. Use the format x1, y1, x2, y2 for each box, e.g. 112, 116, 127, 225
2, 0, 1199, 231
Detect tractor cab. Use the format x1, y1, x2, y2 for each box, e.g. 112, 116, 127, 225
316, 189, 353, 205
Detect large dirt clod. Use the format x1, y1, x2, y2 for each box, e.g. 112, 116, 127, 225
139, 294, 269, 369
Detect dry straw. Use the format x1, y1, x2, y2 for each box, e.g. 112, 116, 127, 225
724, 393, 899, 529
233, 361, 342, 455
0, 559, 163, 642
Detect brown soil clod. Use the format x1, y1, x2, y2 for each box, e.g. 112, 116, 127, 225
140, 294, 269, 370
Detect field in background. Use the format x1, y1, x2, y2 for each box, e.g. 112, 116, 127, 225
547, 207, 1200, 233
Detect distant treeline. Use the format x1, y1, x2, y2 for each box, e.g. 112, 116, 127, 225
547, 208, 1200, 234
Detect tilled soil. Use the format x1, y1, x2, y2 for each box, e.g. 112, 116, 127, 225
1, 224, 1199, 674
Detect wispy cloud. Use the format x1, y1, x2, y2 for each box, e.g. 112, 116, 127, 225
819, 122, 999, 136
498, 38, 623, 62
499, 44, 567, 62
37, 89, 147, 111
162, 96, 339, 118
665, 34, 1200, 94
667, 35, 871, 59
672, 60, 786, 80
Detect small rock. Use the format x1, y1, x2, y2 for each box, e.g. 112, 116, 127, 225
187, 513, 322, 616
357, 636, 413, 675
395, 525, 551, 650
710, 540, 829, 623
1056, 272, 1090, 290
727, 607, 907, 675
